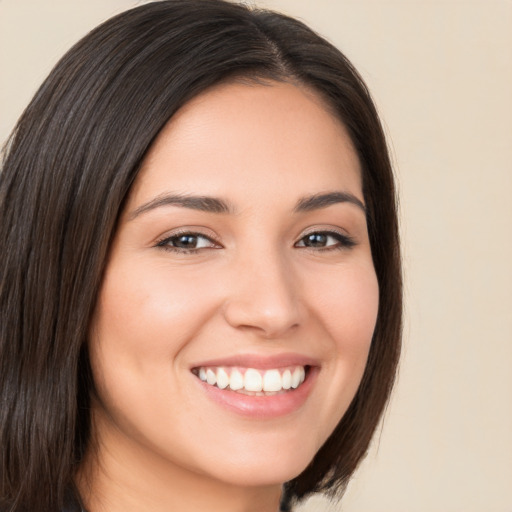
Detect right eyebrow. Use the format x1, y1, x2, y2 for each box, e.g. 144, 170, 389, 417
294, 191, 366, 213
128, 193, 235, 220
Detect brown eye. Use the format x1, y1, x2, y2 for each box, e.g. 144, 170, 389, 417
303, 233, 329, 247
295, 231, 356, 250
157, 232, 219, 252
172, 234, 202, 249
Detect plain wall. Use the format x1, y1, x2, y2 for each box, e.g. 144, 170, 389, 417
1, 1, 511, 511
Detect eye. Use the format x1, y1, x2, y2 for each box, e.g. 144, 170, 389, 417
295, 230, 355, 250
156, 231, 220, 253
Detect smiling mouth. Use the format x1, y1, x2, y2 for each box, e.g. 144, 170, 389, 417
192, 366, 309, 395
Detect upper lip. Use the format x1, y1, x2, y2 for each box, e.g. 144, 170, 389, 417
190, 353, 320, 370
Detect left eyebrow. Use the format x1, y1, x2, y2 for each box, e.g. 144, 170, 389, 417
294, 192, 366, 213
128, 193, 235, 220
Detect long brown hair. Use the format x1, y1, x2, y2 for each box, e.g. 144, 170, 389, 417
0, 1, 401, 511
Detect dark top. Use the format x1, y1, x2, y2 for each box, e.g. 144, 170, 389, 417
62, 487, 86, 512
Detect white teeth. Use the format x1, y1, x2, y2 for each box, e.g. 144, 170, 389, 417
263, 369, 282, 392
196, 365, 307, 393
206, 368, 216, 386
229, 369, 244, 390
291, 367, 303, 389
244, 368, 263, 392
216, 368, 229, 389
282, 369, 292, 390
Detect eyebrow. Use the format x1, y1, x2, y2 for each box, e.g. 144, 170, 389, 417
128, 193, 234, 220
128, 190, 366, 220
294, 192, 366, 213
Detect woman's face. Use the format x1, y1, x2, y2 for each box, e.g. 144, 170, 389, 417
88, 81, 378, 489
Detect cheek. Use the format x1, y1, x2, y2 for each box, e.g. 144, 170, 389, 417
87, 261, 222, 457
90, 260, 220, 365
305, 262, 379, 434
87, 260, 220, 437
335, 266, 378, 379
310, 262, 379, 350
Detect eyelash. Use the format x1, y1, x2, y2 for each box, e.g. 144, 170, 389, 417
155, 229, 356, 254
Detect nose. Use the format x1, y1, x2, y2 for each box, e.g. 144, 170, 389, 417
222, 249, 302, 339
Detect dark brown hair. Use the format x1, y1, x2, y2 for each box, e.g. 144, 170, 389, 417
0, 1, 401, 511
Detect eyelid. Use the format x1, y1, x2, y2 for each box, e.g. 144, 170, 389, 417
299, 226, 350, 238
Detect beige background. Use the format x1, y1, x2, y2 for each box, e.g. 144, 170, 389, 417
1, 1, 511, 511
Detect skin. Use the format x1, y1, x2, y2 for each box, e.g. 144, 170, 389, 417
80, 81, 379, 512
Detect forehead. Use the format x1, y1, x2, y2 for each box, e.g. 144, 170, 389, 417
129, 81, 362, 209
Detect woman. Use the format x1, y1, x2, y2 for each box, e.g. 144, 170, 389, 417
0, 1, 402, 511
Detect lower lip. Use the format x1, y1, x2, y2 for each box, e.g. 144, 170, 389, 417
196, 367, 318, 419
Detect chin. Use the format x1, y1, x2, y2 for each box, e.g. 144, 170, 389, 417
193, 435, 320, 488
